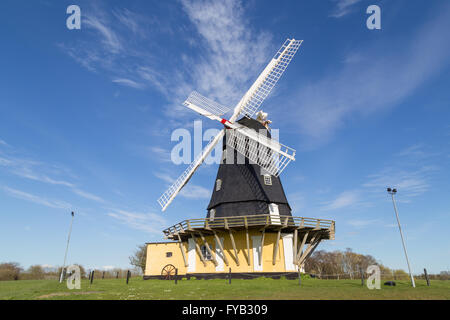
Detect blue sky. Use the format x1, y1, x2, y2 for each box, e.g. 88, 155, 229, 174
0, 0, 449, 273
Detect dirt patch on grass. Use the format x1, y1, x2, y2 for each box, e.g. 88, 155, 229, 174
37, 291, 102, 299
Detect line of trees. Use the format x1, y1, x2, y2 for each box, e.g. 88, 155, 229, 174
0, 262, 141, 281
304, 248, 450, 280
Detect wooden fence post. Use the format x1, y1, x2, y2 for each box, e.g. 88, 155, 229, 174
228, 268, 231, 284
126, 270, 130, 284
298, 270, 301, 287
175, 268, 178, 285
116, 271, 119, 279
360, 267, 364, 286
424, 268, 430, 286
102, 271, 105, 279
90, 271, 95, 284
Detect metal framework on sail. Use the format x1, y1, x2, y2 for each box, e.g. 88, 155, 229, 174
183, 91, 231, 120
225, 127, 296, 177
157, 130, 225, 211
234, 39, 303, 119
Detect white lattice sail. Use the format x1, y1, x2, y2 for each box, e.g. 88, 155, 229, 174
157, 129, 225, 211
225, 127, 296, 177
232, 39, 303, 121
184, 91, 231, 120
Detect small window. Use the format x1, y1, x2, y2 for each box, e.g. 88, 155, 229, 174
166, 252, 172, 258
209, 208, 216, 221
264, 174, 272, 186
200, 245, 212, 261
216, 179, 222, 191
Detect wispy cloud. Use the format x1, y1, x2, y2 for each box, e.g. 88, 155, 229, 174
347, 218, 379, 228
292, 3, 450, 146
0, 149, 104, 204
84, 14, 123, 54
1, 186, 71, 209
329, 0, 362, 18
288, 191, 306, 214
149, 146, 172, 163
112, 78, 144, 89
321, 190, 360, 210
72, 188, 105, 203
112, 8, 145, 37
395, 144, 440, 160
107, 209, 167, 234
61, 0, 273, 118
180, 184, 211, 199
363, 166, 436, 199
0, 155, 74, 188
154, 171, 211, 199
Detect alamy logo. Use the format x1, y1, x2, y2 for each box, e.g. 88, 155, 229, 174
170, 120, 280, 166
66, 264, 81, 289
366, 5, 381, 30
366, 265, 381, 290
66, 5, 81, 30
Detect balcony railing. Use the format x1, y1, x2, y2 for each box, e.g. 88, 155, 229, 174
162, 214, 335, 239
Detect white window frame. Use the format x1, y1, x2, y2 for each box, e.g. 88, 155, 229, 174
264, 174, 272, 186
216, 179, 222, 191
269, 203, 281, 225
209, 208, 216, 221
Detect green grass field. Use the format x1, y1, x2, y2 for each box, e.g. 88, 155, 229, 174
0, 277, 448, 300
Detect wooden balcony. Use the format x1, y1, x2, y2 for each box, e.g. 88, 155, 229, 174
162, 214, 335, 241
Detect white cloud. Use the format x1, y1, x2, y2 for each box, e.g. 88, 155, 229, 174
0, 148, 106, 205
292, 3, 450, 146
321, 190, 359, 211
347, 219, 378, 228
154, 171, 211, 200
180, 184, 211, 199
107, 209, 167, 234
363, 166, 436, 199
62, 0, 274, 119
287, 192, 306, 214
154, 172, 175, 184
113, 8, 143, 36
0, 153, 74, 187
395, 144, 440, 160
112, 78, 144, 89
179, 0, 273, 104
1, 186, 72, 209
72, 188, 105, 203
149, 146, 172, 163
330, 0, 362, 18
84, 14, 123, 53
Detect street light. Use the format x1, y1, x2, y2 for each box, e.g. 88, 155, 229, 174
59, 211, 75, 283
387, 188, 415, 288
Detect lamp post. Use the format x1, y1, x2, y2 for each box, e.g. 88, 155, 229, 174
59, 211, 75, 283
387, 188, 415, 288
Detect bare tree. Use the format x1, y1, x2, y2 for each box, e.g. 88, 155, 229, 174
129, 245, 147, 274
305, 249, 394, 279
0, 262, 23, 281
28, 265, 45, 280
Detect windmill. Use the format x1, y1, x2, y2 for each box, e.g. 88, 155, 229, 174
158, 38, 302, 212
144, 39, 335, 281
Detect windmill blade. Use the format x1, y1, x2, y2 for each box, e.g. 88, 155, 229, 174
184, 91, 231, 121
157, 129, 225, 211
230, 39, 303, 121
226, 127, 296, 177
